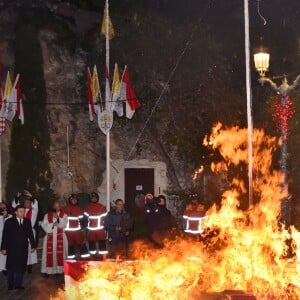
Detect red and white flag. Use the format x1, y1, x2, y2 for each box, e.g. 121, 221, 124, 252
120, 66, 141, 119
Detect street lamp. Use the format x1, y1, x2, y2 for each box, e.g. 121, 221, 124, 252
254, 50, 300, 227
254, 52, 270, 77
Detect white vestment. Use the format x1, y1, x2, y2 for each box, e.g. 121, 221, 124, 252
41, 212, 68, 274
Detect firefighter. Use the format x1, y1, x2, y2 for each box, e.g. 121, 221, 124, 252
145, 194, 173, 247
63, 194, 89, 259
84, 192, 107, 260
183, 194, 207, 236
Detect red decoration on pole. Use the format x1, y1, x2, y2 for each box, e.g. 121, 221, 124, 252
272, 96, 295, 137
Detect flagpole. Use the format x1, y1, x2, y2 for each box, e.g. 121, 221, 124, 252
105, 0, 111, 211
244, 0, 253, 208
67, 125, 73, 193
67, 125, 70, 174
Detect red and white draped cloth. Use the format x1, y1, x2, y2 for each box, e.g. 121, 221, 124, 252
64, 260, 108, 293
41, 211, 68, 274
46, 211, 64, 268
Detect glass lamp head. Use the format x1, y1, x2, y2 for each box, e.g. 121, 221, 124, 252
254, 52, 270, 77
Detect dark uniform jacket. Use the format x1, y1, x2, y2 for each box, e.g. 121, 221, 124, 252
1, 216, 35, 272
104, 209, 133, 243
146, 205, 173, 233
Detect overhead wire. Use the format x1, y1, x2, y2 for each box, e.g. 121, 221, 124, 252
122, 1, 211, 162
256, 0, 267, 25
111, 0, 212, 188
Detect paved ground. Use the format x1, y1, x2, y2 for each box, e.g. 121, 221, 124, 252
0, 248, 64, 300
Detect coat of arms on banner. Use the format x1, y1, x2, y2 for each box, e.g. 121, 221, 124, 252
98, 110, 113, 135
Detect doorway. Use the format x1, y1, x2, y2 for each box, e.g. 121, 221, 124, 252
124, 168, 155, 238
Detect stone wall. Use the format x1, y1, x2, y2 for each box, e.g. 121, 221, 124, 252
98, 159, 167, 206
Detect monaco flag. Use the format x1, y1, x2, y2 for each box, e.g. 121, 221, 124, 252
120, 66, 141, 119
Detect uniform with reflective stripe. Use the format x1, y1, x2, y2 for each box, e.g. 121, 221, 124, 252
183, 215, 208, 234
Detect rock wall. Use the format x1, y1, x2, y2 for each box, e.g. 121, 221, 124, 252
40, 28, 107, 200
0, 5, 18, 201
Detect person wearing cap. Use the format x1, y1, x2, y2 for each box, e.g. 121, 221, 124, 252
1, 205, 35, 290
63, 194, 89, 259
84, 192, 107, 259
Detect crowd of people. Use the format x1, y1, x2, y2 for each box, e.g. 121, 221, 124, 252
0, 190, 206, 291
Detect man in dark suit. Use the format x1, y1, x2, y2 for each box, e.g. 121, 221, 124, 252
1, 205, 35, 290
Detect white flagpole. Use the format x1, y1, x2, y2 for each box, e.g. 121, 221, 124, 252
66, 125, 74, 193
67, 125, 70, 173
105, 0, 111, 211
244, 0, 253, 207
0, 139, 2, 203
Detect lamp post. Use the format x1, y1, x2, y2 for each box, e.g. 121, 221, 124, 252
254, 51, 300, 226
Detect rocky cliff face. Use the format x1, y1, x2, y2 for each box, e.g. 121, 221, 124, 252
0, 2, 17, 200
39, 28, 105, 198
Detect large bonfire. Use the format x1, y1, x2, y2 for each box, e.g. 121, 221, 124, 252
54, 124, 300, 300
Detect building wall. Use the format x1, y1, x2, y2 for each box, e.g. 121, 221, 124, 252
97, 159, 167, 208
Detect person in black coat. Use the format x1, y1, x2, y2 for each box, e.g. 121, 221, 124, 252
1, 205, 35, 290
145, 194, 173, 247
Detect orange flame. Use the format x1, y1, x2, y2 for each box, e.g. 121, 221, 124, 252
193, 165, 204, 180
54, 124, 300, 300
